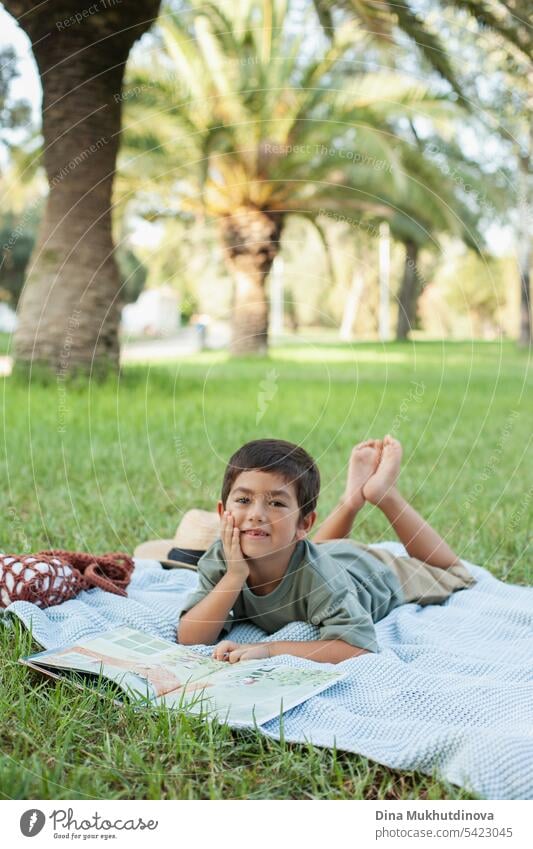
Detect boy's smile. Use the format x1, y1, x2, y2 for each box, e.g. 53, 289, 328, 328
241, 528, 270, 538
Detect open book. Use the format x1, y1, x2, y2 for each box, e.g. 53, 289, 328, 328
20, 626, 345, 728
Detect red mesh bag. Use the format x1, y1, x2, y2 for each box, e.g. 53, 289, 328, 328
0, 550, 134, 609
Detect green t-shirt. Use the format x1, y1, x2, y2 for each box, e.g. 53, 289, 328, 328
179, 538, 405, 653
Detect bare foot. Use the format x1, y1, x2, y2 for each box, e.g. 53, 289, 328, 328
362, 435, 402, 506
342, 439, 383, 511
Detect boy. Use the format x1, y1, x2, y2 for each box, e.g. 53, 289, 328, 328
178, 436, 475, 664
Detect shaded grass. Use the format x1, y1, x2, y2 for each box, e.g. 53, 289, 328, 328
0, 340, 531, 799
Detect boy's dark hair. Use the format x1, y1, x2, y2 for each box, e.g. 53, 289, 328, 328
221, 439, 320, 519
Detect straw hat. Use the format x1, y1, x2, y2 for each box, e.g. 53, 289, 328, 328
134, 509, 220, 570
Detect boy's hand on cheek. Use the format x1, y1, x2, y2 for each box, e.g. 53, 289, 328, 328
220, 510, 249, 582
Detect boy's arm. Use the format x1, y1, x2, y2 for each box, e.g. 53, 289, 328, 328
179, 510, 249, 646
178, 572, 245, 645
213, 638, 370, 664
269, 639, 369, 663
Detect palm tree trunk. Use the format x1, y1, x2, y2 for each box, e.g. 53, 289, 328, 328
4, 0, 161, 373
396, 240, 420, 340
220, 208, 283, 355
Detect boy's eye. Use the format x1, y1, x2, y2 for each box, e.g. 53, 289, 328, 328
234, 497, 286, 507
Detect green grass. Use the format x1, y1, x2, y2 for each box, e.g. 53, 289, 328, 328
1, 340, 531, 799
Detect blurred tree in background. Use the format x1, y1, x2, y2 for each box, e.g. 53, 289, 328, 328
0, 206, 40, 305
120, 0, 491, 354
0, 0, 530, 365
0, 46, 33, 306
0, 46, 30, 150
2, 0, 162, 373
441, 6, 533, 345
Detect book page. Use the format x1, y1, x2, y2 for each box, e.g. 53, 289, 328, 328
21, 626, 222, 700
21, 652, 160, 700
22, 627, 344, 723
156, 662, 345, 727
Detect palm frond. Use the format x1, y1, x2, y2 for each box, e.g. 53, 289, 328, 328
118, 0, 494, 252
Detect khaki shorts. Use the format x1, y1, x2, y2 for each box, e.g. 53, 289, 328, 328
351, 541, 476, 605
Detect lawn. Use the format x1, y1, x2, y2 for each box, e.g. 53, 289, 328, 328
1, 340, 531, 799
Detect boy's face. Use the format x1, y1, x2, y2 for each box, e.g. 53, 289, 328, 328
217, 469, 316, 561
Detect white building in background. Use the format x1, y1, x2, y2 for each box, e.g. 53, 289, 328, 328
121, 286, 180, 337
0, 303, 18, 333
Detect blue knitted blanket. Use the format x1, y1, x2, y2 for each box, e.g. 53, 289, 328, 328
3, 543, 532, 800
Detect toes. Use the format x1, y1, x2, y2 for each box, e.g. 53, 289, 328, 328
381, 434, 402, 455
352, 443, 370, 456
352, 439, 385, 461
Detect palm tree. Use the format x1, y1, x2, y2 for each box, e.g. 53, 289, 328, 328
2, 0, 161, 373
120, 0, 466, 354
389, 138, 497, 339
314, 0, 461, 96
329, 146, 486, 341
320, 1, 532, 343
315, 1, 532, 81
460, 29, 532, 347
